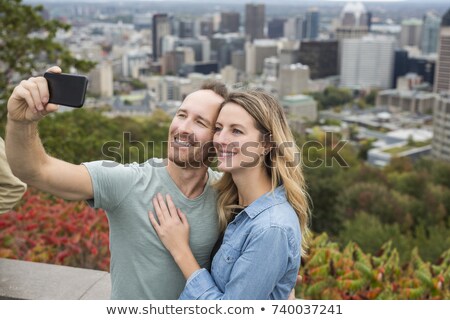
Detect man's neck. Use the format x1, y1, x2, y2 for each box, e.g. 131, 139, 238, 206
166, 160, 209, 199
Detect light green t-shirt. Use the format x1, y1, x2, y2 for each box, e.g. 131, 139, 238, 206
83, 158, 221, 299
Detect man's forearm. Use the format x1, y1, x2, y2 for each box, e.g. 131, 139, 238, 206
5, 119, 49, 184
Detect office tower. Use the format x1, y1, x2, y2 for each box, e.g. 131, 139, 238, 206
245, 3, 265, 41
299, 40, 338, 79
268, 18, 286, 39
432, 94, 450, 162
434, 9, 450, 93
400, 19, 423, 48
211, 33, 246, 68
278, 63, 310, 97
340, 35, 396, 89
304, 7, 319, 40
245, 39, 278, 75
175, 37, 210, 62
89, 62, 113, 98
179, 19, 195, 38
280, 48, 299, 66
152, 14, 170, 60
336, 2, 369, 40
393, 49, 410, 88
433, 80, 450, 163
231, 50, 246, 72
220, 11, 240, 33
421, 12, 441, 54
263, 56, 279, 79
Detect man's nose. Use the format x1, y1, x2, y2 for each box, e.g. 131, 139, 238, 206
178, 120, 192, 134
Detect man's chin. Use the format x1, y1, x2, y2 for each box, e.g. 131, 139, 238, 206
168, 154, 207, 169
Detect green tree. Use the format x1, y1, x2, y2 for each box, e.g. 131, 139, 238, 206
0, 0, 95, 122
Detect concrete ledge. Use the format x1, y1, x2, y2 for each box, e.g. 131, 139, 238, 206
0, 258, 111, 300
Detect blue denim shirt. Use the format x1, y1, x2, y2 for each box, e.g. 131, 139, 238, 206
179, 185, 302, 300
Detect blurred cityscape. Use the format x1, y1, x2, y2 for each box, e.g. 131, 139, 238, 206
24, 0, 450, 166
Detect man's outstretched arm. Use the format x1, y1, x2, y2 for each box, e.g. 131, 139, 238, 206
5, 66, 93, 201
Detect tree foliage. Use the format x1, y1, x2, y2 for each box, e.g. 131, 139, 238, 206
0, 0, 96, 122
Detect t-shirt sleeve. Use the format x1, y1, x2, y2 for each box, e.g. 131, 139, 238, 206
82, 160, 141, 212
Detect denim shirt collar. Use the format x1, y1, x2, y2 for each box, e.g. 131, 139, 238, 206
243, 185, 287, 219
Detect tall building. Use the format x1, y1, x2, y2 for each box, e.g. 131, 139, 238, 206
220, 11, 240, 33
245, 39, 278, 75
434, 9, 450, 94
400, 19, 423, 48
268, 18, 286, 39
421, 12, 441, 54
175, 37, 210, 62
432, 94, 450, 162
278, 63, 310, 97
304, 7, 320, 40
211, 33, 246, 69
88, 62, 113, 98
299, 40, 338, 79
152, 14, 170, 60
336, 2, 369, 40
340, 35, 396, 89
245, 3, 265, 41
179, 19, 195, 38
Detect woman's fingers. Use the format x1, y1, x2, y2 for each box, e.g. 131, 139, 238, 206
152, 196, 165, 223
148, 211, 161, 233
177, 209, 188, 226
166, 194, 180, 221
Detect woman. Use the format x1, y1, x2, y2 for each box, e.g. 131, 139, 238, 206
149, 89, 311, 299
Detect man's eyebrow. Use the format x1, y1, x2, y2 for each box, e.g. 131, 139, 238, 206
177, 108, 212, 126
198, 115, 212, 126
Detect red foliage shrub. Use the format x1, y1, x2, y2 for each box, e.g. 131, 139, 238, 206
0, 188, 110, 271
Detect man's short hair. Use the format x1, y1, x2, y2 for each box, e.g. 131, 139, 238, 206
200, 80, 228, 100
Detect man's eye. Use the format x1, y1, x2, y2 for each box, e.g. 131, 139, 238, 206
177, 113, 186, 118
214, 127, 222, 132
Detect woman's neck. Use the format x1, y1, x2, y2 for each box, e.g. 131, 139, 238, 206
232, 167, 272, 207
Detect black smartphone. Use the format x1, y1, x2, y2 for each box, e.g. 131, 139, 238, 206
44, 72, 89, 108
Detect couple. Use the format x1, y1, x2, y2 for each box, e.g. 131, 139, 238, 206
6, 66, 311, 300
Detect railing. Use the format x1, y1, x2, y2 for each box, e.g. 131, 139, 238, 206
0, 258, 110, 299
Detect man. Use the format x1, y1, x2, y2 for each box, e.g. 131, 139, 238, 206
0, 137, 27, 214
5, 66, 227, 299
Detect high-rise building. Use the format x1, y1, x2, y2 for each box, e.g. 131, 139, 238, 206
152, 14, 170, 60
304, 7, 320, 40
175, 37, 210, 62
278, 63, 310, 97
299, 40, 338, 79
432, 94, 450, 162
245, 3, 265, 41
245, 39, 278, 75
220, 11, 240, 33
179, 19, 195, 38
211, 33, 246, 68
340, 35, 396, 89
434, 9, 450, 94
421, 12, 441, 54
89, 62, 113, 98
400, 19, 423, 48
268, 18, 286, 39
336, 2, 369, 40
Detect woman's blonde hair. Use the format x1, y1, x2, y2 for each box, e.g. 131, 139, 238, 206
214, 89, 312, 257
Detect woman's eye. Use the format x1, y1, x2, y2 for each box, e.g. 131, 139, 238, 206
233, 129, 243, 134
177, 113, 186, 118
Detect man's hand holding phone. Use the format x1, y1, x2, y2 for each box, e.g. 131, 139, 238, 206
7, 66, 88, 124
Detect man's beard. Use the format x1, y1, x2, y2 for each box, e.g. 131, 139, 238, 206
168, 140, 216, 169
